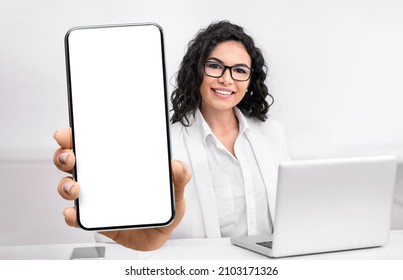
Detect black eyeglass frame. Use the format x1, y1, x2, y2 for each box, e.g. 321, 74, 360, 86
202, 61, 253, 82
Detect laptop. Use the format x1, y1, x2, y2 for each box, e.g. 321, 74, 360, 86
231, 155, 397, 258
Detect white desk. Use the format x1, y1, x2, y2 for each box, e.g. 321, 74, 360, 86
1, 230, 403, 260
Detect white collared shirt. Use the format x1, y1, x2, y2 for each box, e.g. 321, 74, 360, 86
195, 108, 272, 237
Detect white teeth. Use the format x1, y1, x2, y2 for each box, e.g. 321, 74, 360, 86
215, 89, 232, 95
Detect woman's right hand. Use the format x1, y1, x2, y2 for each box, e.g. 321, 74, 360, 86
53, 127, 191, 251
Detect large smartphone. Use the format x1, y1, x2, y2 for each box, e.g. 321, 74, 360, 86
64, 23, 174, 231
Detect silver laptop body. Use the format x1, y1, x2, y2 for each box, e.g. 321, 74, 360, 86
231, 155, 397, 258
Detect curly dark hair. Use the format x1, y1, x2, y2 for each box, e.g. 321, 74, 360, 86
170, 20, 273, 126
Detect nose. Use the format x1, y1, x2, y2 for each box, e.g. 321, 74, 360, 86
218, 68, 233, 84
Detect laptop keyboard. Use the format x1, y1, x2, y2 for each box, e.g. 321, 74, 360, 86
256, 241, 273, 249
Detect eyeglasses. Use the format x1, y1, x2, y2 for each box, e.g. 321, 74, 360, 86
203, 61, 253, 81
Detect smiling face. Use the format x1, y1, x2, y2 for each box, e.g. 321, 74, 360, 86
199, 40, 252, 116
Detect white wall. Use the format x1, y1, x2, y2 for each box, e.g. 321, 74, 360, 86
1, 0, 402, 245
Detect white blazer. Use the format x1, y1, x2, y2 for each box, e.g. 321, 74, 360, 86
170, 111, 290, 239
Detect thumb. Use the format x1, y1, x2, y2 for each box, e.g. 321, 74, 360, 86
171, 160, 191, 202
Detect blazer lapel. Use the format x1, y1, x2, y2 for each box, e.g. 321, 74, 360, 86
183, 124, 221, 238
246, 123, 279, 224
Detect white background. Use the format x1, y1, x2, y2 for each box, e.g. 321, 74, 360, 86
1, 0, 402, 245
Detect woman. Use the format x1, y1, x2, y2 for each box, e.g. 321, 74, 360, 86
53, 20, 290, 250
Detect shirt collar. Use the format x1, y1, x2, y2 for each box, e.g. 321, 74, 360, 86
234, 107, 250, 137
194, 107, 250, 145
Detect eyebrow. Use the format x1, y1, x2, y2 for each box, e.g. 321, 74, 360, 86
206, 57, 251, 68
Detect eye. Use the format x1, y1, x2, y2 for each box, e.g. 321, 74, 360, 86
233, 66, 249, 74
205, 61, 223, 70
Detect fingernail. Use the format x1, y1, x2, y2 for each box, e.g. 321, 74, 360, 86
58, 153, 69, 164
63, 182, 74, 194
53, 130, 59, 140
177, 160, 187, 173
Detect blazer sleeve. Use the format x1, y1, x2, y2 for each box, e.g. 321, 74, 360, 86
260, 118, 292, 162
276, 120, 292, 161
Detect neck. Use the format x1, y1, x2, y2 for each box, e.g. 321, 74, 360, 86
200, 106, 239, 132
199, 106, 240, 157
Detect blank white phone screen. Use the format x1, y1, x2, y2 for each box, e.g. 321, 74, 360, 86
65, 24, 174, 230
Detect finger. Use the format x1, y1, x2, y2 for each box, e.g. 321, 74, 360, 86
53, 148, 75, 172
171, 160, 192, 201
58, 177, 80, 200
63, 207, 78, 227
53, 128, 72, 149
